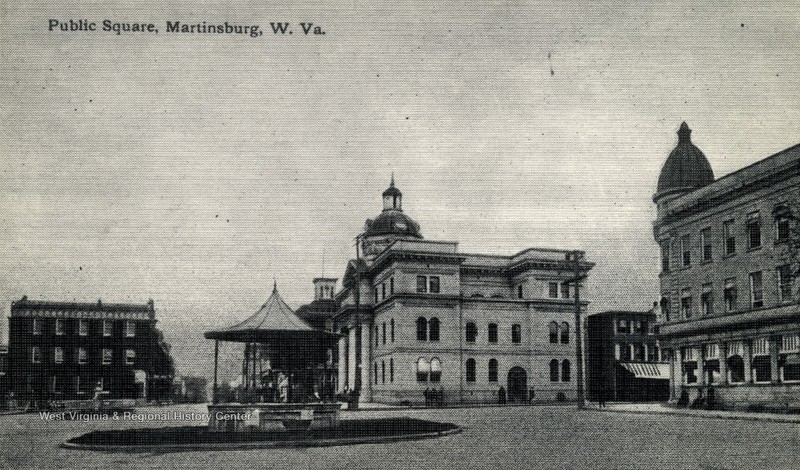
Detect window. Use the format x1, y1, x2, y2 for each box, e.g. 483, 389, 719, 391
614, 343, 621, 360
680, 234, 691, 267
390, 277, 394, 295
777, 265, 793, 303
723, 220, 736, 255
416, 317, 427, 341
430, 358, 441, 382
465, 322, 477, 343
549, 359, 559, 382
488, 358, 498, 382
103, 320, 112, 337
749, 271, 764, 308
517, 285, 523, 299
724, 278, 737, 312
77, 348, 87, 365
549, 321, 559, 343
746, 212, 761, 249
416, 276, 427, 293
727, 341, 745, 383
55, 318, 64, 336
682, 347, 698, 384
102, 348, 113, 365
774, 205, 791, 242
125, 349, 135, 365
660, 296, 671, 322
382, 282, 386, 300
511, 324, 522, 344
382, 322, 387, 344
382, 361, 386, 384
648, 345, 659, 362
634, 343, 646, 361
752, 337, 771, 383
32, 318, 41, 335
375, 325, 379, 347
75, 376, 85, 395
390, 358, 394, 382
429, 276, 440, 294
561, 282, 570, 299
79, 319, 88, 336
561, 360, 571, 382
560, 322, 569, 344
465, 358, 476, 382
548, 282, 559, 298
374, 290, 378, 303
617, 319, 630, 334
54, 347, 64, 364
488, 323, 498, 343
699, 228, 712, 262
703, 344, 720, 384
374, 362, 378, 385
125, 321, 135, 338
428, 317, 440, 341
701, 283, 713, 316
390, 318, 395, 342
780, 334, 800, 382
661, 239, 671, 272
681, 289, 692, 319
31, 346, 41, 363
416, 357, 430, 382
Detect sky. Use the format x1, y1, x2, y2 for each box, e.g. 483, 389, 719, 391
1, 1, 799, 378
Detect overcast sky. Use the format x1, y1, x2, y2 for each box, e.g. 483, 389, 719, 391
1, 1, 799, 376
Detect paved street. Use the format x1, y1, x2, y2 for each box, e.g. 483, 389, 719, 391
1, 404, 797, 469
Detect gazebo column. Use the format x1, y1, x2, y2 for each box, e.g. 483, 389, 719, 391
213, 340, 219, 404
360, 322, 372, 403
347, 328, 357, 391
337, 335, 347, 393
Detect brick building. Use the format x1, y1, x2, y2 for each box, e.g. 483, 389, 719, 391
333, 178, 593, 405
8, 297, 175, 405
653, 123, 800, 409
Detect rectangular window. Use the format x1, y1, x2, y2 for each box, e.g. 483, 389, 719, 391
102, 348, 113, 365
681, 288, 692, 319
517, 285, 523, 299
660, 295, 671, 322
752, 338, 771, 383
465, 322, 477, 343
681, 234, 691, 267
701, 283, 713, 316
390, 277, 394, 295
682, 347, 698, 384
103, 320, 112, 337
428, 276, 440, 294
749, 271, 764, 308
511, 324, 522, 344
382, 322, 386, 344
416, 276, 427, 293
31, 346, 41, 363
55, 318, 64, 336
703, 344, 721, 384
747, 212, 762, 249
77, 348, 87, 365
125, 349, 135, 365
661, 239, 671, 272
548, 282, 559, 298
488, 323, 498, 343
724, 278, 737, 312
775, 208, 791, 242
375, 289, 378, 303
614, 343, 621, 360
32, 318, 41, 335
125, 321, 135, 338
723, 220, 736, 255
700, 228, 712, 262
79, 319, 88, 336
780, 334, 800, 382
381, 283, 386, 300
648, 345, 658, 362
777, 265, 793, 303
561, 282, 570, 299
617, 320, 629, 334
54, 347, 64, 364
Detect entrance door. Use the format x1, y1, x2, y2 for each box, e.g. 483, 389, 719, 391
507, 367, 528, 403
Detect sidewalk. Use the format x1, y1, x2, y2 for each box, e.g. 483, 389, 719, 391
593, 402, 800, 424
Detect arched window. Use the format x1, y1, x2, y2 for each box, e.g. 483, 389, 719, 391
374, 362, 379, 385
488, 358, 498, 382
382, 361, 386, 384
465, 322, 478, 343
549, 359, 559, 382
390, 357, 394, 382
512, 324, 522, 344
562, 360, 571, 382
488, 323, 498, 343
416, 317, 427, 341
390, 318, 395, 342
429, 317, 440, 341
560, 322, 570, 344
430, 357, 442, 382
549, 322, 559, 343
416, 357, 430, 382
465, 358, 476, 382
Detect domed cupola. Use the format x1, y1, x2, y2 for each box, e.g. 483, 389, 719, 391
654, 122, 715, 204
363, 176, 422, 239
382, 175, 403, 210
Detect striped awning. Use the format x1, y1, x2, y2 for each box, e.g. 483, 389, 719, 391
620, 362, 670, 380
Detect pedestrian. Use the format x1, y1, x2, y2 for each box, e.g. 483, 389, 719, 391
598, 386, 607, 408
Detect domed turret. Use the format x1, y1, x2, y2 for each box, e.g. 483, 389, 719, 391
654, 122, 714, 204
363, 176, 422, 242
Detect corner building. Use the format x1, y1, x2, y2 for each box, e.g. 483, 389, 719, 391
653, 123, 800, 409
334, 178, 593, 405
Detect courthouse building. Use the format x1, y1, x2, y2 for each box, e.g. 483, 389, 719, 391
332, 178, 594, 405
8, 297, 175, 404
653, 123, 800, 409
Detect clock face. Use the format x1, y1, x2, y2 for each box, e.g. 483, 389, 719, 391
395, 221, 407, 230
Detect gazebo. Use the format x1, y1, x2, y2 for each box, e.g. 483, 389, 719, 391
203, 283, 341, 432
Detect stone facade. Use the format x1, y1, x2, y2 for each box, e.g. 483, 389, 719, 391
653, 123, 800, 410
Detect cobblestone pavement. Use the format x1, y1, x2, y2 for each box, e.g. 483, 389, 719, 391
1, 404, 797, 469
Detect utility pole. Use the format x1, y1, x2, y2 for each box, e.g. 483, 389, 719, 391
572, 250, 586, 409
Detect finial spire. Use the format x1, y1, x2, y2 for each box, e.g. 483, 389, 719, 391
677, 121, 692, 143
273, 279, 277, 293
390, 172, 395, 187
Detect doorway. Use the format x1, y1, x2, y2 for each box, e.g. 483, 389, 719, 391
507, 367, 528, 403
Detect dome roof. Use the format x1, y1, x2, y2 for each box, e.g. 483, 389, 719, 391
654, 122, 714, 201
364, 210, 422, 238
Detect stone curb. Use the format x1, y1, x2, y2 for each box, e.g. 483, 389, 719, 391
348, 402, 576, 412
591, 406, 800, 425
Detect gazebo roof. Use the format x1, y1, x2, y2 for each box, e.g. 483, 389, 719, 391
204, 284, 337, 343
